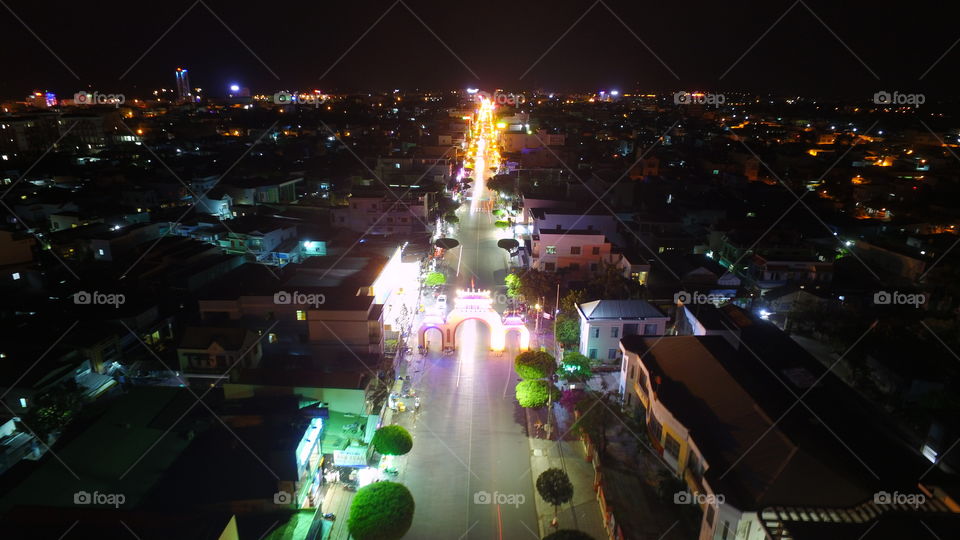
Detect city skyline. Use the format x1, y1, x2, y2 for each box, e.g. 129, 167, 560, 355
2, 2, 960, 540
1, 1, 959, 98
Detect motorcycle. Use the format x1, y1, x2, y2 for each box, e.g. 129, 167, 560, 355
322, 513, 336, 521
383, 467, 399, 476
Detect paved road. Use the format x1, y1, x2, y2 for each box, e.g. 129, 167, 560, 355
403, 144, 540, 539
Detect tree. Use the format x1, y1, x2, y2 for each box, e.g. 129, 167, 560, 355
587, 260, 643, 299
372, 425, 413, 456
19, 381, 83, 442
554, 315, 580, 347
516, 380, 559, 408
435, 196, 461, 217
559, 388, 588, 410
543, 530, 595, 540
515, 269, 560, 306
494, 220, 510, 229
560, 351, 592, 381
505, 273, 521, 298
514, 350, 557, 379
435, 238, 460, 250
497, 238, 520, 252
536, 468, 574, 520
487, 174, 516, 196
573, 392, 620, 457
559, 289, 587, 316
348, 481, 415, 540
444, 213, 459, 224
424, 271, 446, 287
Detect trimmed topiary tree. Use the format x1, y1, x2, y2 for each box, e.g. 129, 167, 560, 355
348, 481, 415, 540
542, 530, 595, 540
536, 467, 574, 520
424, 271, 446, 287
372, 425, 413, 456
516, 380, 559, 408
514, 350, 557, 380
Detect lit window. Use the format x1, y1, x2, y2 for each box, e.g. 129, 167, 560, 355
296, 310, 306, 321
545, 246, 557, 254
98, 249, 105, 256
19, 398, 27, 408
268, 333, 278, 344
11, 272, 20, 280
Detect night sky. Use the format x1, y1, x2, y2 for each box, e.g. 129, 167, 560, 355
1, 0, 957, 99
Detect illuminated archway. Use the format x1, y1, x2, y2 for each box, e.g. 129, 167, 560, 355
416, 289, 530, 352
502, 314, 531, 351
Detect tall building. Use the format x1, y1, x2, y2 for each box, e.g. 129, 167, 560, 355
174, 67, 191, 103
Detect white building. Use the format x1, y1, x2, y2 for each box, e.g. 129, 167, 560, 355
333, 193, 430, 236
576, 299, 667, 361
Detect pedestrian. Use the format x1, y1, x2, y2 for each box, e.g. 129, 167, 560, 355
414, 397, 421, 411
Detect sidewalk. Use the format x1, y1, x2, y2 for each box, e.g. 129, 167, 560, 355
526, 404, 607, 539
317, 483, 355, 539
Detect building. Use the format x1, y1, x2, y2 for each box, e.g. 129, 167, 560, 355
175, 67, 191, 103
333, 191, 431, 236
576, 299, 667, 361
222, 177, 302, 205
530, 207, 621, 246
177, 326, 264, 385
531, 229, 612, 275
618, 329, 959, 540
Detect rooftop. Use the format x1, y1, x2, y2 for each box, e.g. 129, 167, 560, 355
579, 299, 666, 320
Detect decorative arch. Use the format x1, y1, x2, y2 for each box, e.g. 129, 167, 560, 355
416, 289, 530, 352
502, 314, 531, 351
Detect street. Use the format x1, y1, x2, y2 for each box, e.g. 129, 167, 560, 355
401, 113, 541, 539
